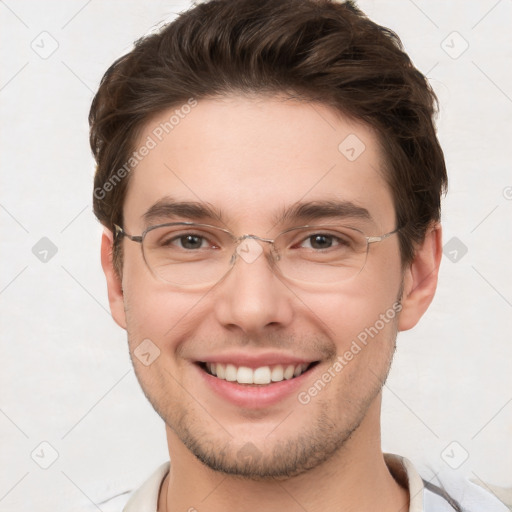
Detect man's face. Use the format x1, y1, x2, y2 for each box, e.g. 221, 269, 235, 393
115, 95, 405, 478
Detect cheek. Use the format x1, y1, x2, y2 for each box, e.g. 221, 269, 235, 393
300, 270, 402, 345
121, 250, 208, 348
317, 287, 401, 391
124, 287, 206, 342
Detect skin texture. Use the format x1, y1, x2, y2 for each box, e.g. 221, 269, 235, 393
101, 94, 442, 512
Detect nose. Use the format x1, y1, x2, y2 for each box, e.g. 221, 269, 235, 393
212, 238, 294, 335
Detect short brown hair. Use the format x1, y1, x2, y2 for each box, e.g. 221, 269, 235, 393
89, 0, 447, 272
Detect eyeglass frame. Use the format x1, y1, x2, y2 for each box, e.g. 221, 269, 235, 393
113, 221, 402, 285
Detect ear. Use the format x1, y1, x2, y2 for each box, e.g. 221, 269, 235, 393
100, 228, 127, 329
398, 223, 443, 331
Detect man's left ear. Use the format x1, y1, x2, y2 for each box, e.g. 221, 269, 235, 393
398, 223, 443, 331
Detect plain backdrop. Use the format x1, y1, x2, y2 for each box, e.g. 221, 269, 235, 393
1, 1, 511, 510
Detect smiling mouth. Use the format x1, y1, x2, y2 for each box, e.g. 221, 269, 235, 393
197, 361, 319, 385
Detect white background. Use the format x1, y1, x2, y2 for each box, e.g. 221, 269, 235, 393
1, 1, 511, 510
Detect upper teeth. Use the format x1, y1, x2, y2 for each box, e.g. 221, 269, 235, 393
205, 363, 310, 385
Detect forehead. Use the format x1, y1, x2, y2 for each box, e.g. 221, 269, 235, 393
123, 94, 395, 231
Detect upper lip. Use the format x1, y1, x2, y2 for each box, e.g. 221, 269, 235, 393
195, 351, 319, 368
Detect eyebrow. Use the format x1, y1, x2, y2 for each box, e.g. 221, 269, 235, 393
273, 200, 372, 225
142, 197, 224, 226
142, 197, 372, 228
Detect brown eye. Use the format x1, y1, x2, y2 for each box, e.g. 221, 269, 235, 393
157, 232, 209, 250
308, 234, 334, 249
177, 234, 205, 249
299, 233, 348, 250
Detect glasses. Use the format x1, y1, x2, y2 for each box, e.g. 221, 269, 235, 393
114, 222, 400, 288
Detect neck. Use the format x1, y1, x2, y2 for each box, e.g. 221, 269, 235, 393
158, 400, 409, 512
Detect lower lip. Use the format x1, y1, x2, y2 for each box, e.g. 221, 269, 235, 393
195, 363, 317, 409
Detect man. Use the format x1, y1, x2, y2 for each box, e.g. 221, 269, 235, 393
89, 0, 506, 510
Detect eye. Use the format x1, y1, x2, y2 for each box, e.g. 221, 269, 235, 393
174, 234, 208, 250
299, 233, 349, 250
303, 234, 336, 250
155, 230, 215, 250
161, 232, 221, 250
146, 225, 227, 254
